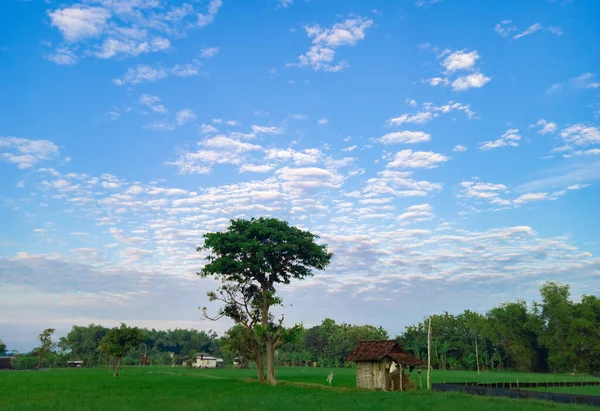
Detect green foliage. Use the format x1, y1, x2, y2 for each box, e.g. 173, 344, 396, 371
64, 324, 110, 366
12, 355, 37, 370
59, 325, 221, 367
0, 338, 6, 354
36, 328, 56, 369
221, 324, 257, 366
99, 323, 145, 360
397, 282, 600, 374
199, 217, 333, 286
199, 217, 333, 383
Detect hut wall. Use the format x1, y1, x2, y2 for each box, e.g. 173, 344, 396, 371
356, 361, 390, 390
356, 361, 373, 389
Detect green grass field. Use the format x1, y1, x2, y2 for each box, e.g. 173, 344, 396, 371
1, 366, 599, 410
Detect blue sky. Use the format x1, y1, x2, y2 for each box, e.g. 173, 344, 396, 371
1, 0, 599, 351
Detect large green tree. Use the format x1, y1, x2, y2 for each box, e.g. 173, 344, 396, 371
99, 323, 144, 376
199, 217, 333, 385
0, 339, 6, 354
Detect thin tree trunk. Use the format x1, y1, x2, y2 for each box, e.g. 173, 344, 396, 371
475, 337, 480, 375
254, 347, 266, 382
427, 317, 432, 390
265, 339, 276, 385
114, 357, 122, 377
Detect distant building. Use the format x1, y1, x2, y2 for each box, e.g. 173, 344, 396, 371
0, 357, 13, 370
67, 361, 83, 368
346, 340, 423, 391
183, 353, 224, 369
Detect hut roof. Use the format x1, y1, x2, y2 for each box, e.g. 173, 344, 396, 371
346, 340, 423, 366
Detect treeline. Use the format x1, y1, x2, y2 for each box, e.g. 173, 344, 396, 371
4, 282, 598, 374
6, 326, 223, 369
397, 282, 600, 374
228, 282, 600, 374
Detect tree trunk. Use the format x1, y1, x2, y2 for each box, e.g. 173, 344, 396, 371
427, 317, 432, 390
254, 347, 266, 382
265, 339, 276, 385
114, 357, 122, 377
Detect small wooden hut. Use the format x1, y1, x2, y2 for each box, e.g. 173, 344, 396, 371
346, 340, 423, 391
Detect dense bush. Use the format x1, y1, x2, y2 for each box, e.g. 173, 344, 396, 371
12, 356, 37, 370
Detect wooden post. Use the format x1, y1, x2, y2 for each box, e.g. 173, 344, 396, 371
475, 336, 480, 376
427, 316, 432, 390
399, 364, 404, 392
418, 369, 423, 389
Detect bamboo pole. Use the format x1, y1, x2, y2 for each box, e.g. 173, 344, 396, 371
475, 336, 480, 376
399, 364, 404, 392
427, 316, 432, 390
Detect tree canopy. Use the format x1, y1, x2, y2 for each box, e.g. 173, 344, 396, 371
199, 217, 333, 384
99, 323, 145, 376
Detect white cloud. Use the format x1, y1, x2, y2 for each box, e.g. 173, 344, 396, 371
113, 61, 202, 85
531, 119, 558, 135
451, 72, 491, 91
425, 77, 450, 87
202, 136, 262, 152
253, 109, 270, 116
388, 149, 450, 169
364, 170, 443, 197
564, 148, 600, 158
379, 131, 431, 144
277, 0, 293, 7
199, 123, 218, 134
547, 73, 599, 94
251, 125, 284, 135
496, 21, 563, 40
386, 112, 433, 126
143, 120, 175, 132
513, 23, 543, 40
387, 101, 476, 127
453, 145, 468, 152
459, 181, 508, 202
317, 118, 329, 125
113, 65, 167, 85
0, 137, 60, 169
47, 1, 221, 64
442, 50, 479, 72
239, 164, 274, 173
171, 63, 202, 77
341, 146, 358, 152
398, 203, 434, 225
45, 47, 79, 65
478, 129, 522, 151
175, 109, 196, 126
294, 17, 373, 72
415, 0, 442, 7
560, 124, 600, 146
570, 73, 600, 90
425, 50, 491, 91
139, 94, 167, 114
494, 20, 517, 37
200, 47, 220, 58
513, 192, 548, 205
275, 167, 344, 189
49, 5, 111, 42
